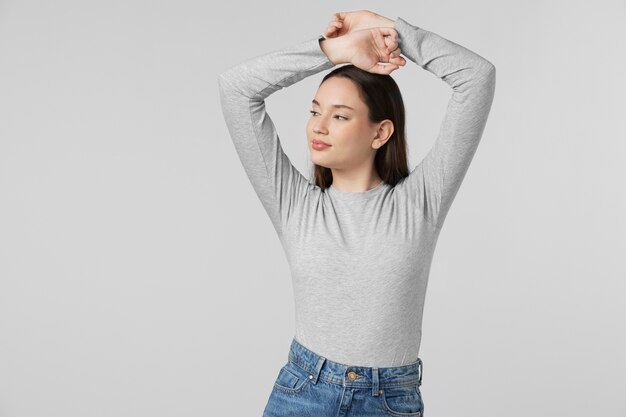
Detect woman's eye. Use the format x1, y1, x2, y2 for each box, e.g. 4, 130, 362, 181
309, 110, 347, 121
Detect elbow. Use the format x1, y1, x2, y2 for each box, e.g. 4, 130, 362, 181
485, 61, 496, 80
463, 61, 496, 102
217, 67, 239, 89
217, 72, 236, 108
475, 61, 496, 90
217, 71, 239, 98
217, 69, 250, 100
480, 60, 496, 81
482, 63, 496, 100
217, 71, 230, 90
486, 62, 496, 86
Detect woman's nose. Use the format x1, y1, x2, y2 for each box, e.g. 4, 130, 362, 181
313, 119, 328, 134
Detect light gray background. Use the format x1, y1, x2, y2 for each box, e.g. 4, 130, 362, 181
1, 0, 624, 416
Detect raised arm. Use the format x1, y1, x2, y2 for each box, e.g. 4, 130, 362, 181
393, 17, 496, 229
217, 35, 334, 238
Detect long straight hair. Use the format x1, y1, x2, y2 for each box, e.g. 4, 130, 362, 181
311, 64, 410, 190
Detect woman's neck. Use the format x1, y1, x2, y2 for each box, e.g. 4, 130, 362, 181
329, 173, 383, 193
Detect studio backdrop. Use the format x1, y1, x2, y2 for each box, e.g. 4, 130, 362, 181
0, 1, 624, 416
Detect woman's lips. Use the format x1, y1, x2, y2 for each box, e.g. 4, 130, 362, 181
312, 140, 331, 150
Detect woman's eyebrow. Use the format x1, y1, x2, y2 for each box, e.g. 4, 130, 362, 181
311, 99, 354, 111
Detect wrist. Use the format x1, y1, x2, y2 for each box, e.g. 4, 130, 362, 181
319, 36, 349, 65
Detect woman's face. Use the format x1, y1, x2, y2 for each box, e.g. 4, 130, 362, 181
306, 77, 380, 170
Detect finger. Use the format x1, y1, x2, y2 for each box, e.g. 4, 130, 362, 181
378, 27, 398, 39
389, 55, 406, 66
373, 63, 399, 75
370, 62, 394, 74
330, 12, 346, 23
335, 11, 347, 21
387, 46, 404, 59
389, 47, 402, 58
330, 21, 342, 31
384, 36, 399, 53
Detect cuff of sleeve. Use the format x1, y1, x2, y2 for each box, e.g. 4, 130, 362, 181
394, 16, 423, 46
315, 34, 335, 67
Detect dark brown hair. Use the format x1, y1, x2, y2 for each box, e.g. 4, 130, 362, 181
311, 64, 410, 190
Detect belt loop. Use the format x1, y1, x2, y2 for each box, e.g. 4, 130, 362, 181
372, 367, 380, 396
417, 358, 423, 387
308, 356, 326, 384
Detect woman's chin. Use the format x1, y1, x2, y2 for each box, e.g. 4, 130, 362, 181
310, 156, 329, 167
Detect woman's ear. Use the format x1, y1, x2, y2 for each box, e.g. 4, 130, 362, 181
372, 119, 394, 149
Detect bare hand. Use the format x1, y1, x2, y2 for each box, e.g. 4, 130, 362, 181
345, 27, 406, 75
324, 10, 394, 39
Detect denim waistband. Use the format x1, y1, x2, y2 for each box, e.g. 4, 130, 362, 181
286, 337, 423, 396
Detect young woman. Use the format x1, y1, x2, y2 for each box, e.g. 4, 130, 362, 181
218, 10, 496, 417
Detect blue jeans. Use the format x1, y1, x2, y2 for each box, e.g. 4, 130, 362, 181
263, 337, 424, 417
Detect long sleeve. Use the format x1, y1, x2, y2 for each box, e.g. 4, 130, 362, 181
217, 35, 334, 238
393, 17, 496, 230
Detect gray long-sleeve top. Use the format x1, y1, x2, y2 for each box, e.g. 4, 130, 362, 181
218, 16, 496, 367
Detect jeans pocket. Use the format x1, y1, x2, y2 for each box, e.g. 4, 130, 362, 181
380, 385, 424, 416
272, 362, 309, 394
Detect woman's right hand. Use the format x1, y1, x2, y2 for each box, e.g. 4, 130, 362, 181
324, 10, 395, 39
344, 27, 406, 75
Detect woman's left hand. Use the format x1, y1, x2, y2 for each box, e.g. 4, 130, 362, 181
345, 27, 406, 75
